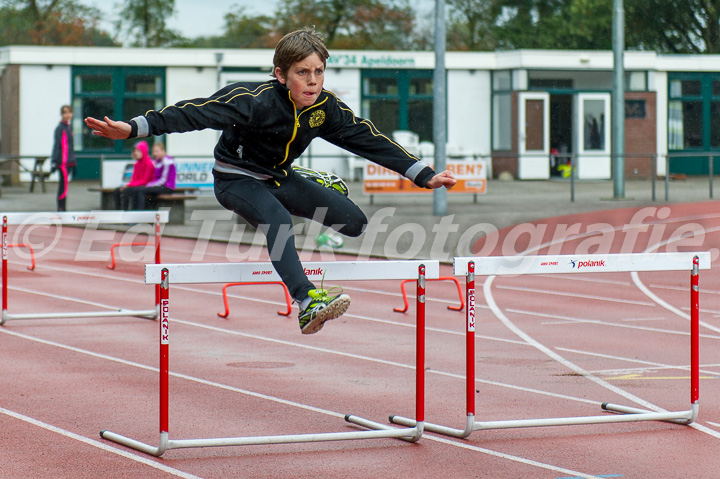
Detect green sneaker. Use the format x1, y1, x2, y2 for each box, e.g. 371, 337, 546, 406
315, 232, 344, 249
292, 165, 349, 196
298, 288, 351, 334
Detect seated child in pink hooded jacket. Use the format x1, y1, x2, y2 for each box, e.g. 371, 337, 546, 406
113, 141, 154, 210
127, 142, 177, 210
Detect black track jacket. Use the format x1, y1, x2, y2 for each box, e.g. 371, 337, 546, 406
128, 80, 436, 187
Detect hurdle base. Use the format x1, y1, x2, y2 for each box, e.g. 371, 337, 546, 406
390, 413, 473, 439
345, 414, 423, 443
391, 404, 697, 438
602, 401, 698, 425
100, 430, 168, 457
1, 308, 157, 323
101, 424, 423, 457
470, 406, 697, 431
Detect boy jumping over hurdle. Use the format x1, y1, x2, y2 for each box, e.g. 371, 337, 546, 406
84, 27, 456, 334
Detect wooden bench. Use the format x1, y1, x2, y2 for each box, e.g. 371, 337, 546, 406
29, 157, 51, 193
147, 193, 198, 224
88, 187, 197, 224
0, 156, 51, 194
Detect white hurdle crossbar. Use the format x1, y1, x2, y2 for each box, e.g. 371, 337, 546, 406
100, 260, 440, 457
1, 211, 169, 325
391, 252, 709, 437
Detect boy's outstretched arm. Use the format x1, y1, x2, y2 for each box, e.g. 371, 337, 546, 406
84, 116, 131, 140
425, 170, 457, 189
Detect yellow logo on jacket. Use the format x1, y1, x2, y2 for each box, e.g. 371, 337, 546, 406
309, 111, 325, 128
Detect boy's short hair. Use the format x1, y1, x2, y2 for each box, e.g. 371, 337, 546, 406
61, 104, 72, 114
272, 27, 329, 78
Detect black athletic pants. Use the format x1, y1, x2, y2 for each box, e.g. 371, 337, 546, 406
129, 185, 173, 210
213, 170, 367, 301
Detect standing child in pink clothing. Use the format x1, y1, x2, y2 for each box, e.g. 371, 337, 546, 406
112, 140, 154, 210
50, 105, 76, 212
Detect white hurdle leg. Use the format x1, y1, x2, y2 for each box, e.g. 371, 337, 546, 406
102, 261, 437, 456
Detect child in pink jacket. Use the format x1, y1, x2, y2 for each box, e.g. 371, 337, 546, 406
113, 141, 154, 210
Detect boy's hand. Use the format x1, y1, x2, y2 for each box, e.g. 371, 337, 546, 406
84, 116, 131, 140
426, 170, 457, 189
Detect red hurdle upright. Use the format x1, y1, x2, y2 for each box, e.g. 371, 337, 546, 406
2, 217, 7, 320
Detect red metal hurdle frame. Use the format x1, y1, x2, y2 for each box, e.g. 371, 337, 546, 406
393, 276, 464, 313
391, 252, 708, 437
100, 260, 438, 456
217, 281, 292, 318
1, 211, 167, 325
6, 244, 36, 271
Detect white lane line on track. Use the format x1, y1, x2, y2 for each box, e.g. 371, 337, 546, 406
345, 312, 530, 346
496, 285, 656, 306
8, 285, 149, 312
556, 347, 720, 377
0, 327, 599, 479
632, 272, 720, 336
649, 283, 720, 295
0, 406, 203, 479
630, 225, 720, 333
621, 316, 667, 322
506, 308, 720, 339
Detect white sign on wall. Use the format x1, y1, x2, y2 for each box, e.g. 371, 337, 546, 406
101, 157, 215, 189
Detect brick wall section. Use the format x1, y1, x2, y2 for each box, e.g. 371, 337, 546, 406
624, 91, 657, 179
1, 65, 20, 183
1, 65, 20, 156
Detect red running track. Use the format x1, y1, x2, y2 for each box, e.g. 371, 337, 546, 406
2, 202, 720, 478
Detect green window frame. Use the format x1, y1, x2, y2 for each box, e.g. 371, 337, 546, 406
667, 72, 720, 152
72, 66, 166, 155
667, 72, 720, 175
361, 69, 434, 142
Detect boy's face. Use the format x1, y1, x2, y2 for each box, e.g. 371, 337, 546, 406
61, 107, 73, 123
275, 53, 325, 109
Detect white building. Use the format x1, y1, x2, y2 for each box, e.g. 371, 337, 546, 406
1, 45, 718, 183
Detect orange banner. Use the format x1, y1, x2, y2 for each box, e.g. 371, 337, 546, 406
363, 160, 487, 195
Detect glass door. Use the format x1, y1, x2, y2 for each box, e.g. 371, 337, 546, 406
518, 92, 550, 179
575, 93, 611, 179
